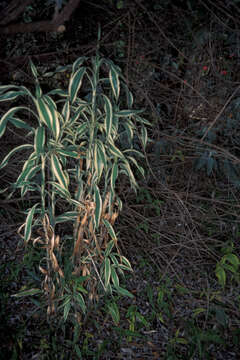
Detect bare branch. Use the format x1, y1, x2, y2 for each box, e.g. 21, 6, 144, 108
0, 0, 81, 34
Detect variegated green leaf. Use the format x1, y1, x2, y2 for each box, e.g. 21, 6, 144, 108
111, 265, 120, 288
34, 126, 45, 155
35, 83, 42, 98
96, 140, 107, 170
24, 165, 41, 182
114, 286, 134, 298
50, 153, 68, 190
55, 211, 78, 224
111, 162, 118, 191
0, 90, 26, 102
104, 257, 111, 288
103, 94, 113, 138
0, 144, 33, 170
50, 181, 71, 199
109, 253, 118, 267
36, 96, 52, 128
105, 240, 115, 257
43, 95, 60, 140
0, 107, 32, 137
63, 296, 71, 322
103, 218, 117, 241
0, 84, 20, 93
24, 203, 39, 243
116, 109, 143, 117
75, 292, 86, 314
56, 148, 78, 158
94, 143, 104, 180
9, 118, 33, 130
126, 156, 145, 177
69, 67, 86, 104
12, 288, 42, 298
120, 161, 138, 189
107, 301, 120, 325
109, 67, 120, 100
121, 255, 133, 271
15, 153, 37, 187
93, 184, 102, 228
135, 114, 152, 126
30, 60, 39, 78
62, 100, 70, 123
108, 141, 124, 159
72, 56, 87, 73
141, 126, 148, 150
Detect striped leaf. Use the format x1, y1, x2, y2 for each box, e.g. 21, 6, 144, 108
0, 107, 31, 138
93, 184, 102, 229
0, 144, 33, 170
43, 95, 60, 140
94, 143, 104, 180
141, 126, 148, 150
97, 140, 107, 169
30, 60, 39, 79
50, 154, 68, 190
56, 148, 78, 159
35, 83, 42, 98
109, 67, 120, 100
116, 109, 143, 117
34, 126, 45, 155
105, 240, 115, 257
9, 118, 33, 130
0, 90, 26, 102
103, 218, 117, 241
103, 94, 113, 138
15, 156, 37, 187
110, 162, 118, 191
111, 265, 120, 288
36, 96, 52, 128
108, 140, 124, 159
62, 100, 70, 123
126, 156, 145, 177
55, 211, 78, 223
0, 84, 20, 93
75, 292, 86, 314
69, 67, 86, 104
24, 203, 39, 243
121, 255, 133, 271
120, 161, 138, 189
107, 301, 120, 325
72, 56, 87, 73
114, 286, 134, 299
76, 122, 88, 138
104, 257, 111, 288
50, 181, 71, 199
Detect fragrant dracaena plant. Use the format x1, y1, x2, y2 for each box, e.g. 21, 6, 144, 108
0, 55, 150, 321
